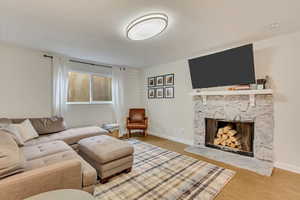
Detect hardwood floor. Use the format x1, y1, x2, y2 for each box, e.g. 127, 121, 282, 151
132, 135, 300, 200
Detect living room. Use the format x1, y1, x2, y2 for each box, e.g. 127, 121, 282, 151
0, 1, 300, 200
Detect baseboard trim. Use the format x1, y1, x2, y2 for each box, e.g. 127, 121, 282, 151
275, 162, 300, 174
149, 132, 194, 146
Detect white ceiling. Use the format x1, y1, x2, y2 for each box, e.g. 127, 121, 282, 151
0, 0, 300, 68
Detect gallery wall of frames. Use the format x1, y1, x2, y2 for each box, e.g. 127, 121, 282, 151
148, 74, 175, 99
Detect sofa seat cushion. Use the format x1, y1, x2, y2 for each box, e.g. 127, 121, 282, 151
21, 141, 72, 161
23, 135, 53, 146
50, 126, 108, 145
24, 126, 108, 146
0, 131, 26, 178
78, 135, 134, 164
25, 150, 97, 187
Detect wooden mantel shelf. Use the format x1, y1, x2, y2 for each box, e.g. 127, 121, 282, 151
189, 89, 273, 106
189, 89, 273, 96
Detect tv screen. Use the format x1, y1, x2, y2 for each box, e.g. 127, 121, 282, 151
188, 44, 256, 89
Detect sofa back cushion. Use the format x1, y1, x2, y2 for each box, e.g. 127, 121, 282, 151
0, 118, 12, 124
0, 130, 26, 179
11, 117, 67, 135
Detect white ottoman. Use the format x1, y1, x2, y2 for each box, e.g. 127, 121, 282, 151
78, 135, 134, 183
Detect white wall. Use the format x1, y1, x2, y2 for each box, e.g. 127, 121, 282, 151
254, 32, 300, 173
142, 60, 194, 145
142, 31, 300, 173
0, 42, 142, 128
0, 43, 52, 117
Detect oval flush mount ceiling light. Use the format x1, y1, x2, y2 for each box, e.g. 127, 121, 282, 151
126, 13, 168, 41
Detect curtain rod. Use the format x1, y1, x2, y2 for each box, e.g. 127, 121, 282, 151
43, 54, 113, 69
69, 59, 112, 69
43, 55, 53, 59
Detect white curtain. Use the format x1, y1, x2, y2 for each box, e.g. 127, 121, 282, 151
112, 67, 126, 136
52, 56, 68, 117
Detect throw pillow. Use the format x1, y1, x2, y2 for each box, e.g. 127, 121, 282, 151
0, 124, 25, 146
0, 131, 26, 179
10, 119, 39, 142
30, 117, 67, 135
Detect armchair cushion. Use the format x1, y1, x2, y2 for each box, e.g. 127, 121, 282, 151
127, 123, 147, 129
129, 109, 145, 123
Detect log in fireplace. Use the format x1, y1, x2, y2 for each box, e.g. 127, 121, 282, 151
205, 118, 254, 157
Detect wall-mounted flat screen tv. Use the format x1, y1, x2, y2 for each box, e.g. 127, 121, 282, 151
188, 44, 256, 89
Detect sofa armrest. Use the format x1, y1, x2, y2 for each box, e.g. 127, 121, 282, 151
0, 160, 82, 200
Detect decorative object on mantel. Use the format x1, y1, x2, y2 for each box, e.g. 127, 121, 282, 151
225, 76, 270, 91
250, 84, 258, 90
228, 85, 250, 90
257, 76, 268, 90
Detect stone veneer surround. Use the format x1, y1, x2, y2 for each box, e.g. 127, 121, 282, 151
187, 94, 274, 176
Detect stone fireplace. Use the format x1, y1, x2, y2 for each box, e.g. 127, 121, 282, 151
185, 92, 274, 176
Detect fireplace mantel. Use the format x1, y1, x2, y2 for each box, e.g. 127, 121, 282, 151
189, 89, 273, 96
189, 89, 273, 106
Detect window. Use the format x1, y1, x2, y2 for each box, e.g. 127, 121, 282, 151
68, 72, 90, 102
67, 71, 112, 104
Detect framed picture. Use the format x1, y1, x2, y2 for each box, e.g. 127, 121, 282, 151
148, 88, 155, 99
165, 87, 174, 98
156, 75, 164, 86
148, 77, 156, 87
156, 88, 164, 99
165, 74, 174, 86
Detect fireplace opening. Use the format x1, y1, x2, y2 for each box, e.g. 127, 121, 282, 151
205, 118, 254, 157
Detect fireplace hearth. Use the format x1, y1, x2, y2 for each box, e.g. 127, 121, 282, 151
205, 118, 254, 157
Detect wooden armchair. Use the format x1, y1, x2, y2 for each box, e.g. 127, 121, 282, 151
126, 108, 148, 137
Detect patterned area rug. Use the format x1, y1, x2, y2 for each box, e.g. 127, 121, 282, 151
94, 139, 235, 200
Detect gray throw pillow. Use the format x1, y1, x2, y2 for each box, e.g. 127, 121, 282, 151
0, 131, 26, 179
0, 123, 25, 146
